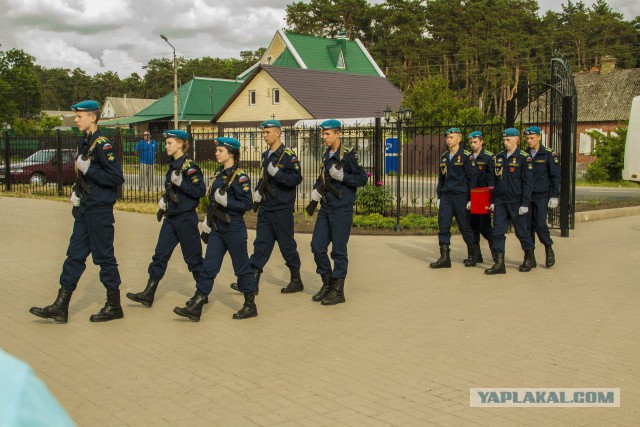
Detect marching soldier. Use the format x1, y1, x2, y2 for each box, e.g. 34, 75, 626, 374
126, 130, 206, 308
174, 137, 257, 321
524, 126, 561, 268
430, 128, 478, 268
30, 100, 125, 322
309, 119, 368, 305
230, 119, 304, 295
485, 128, 535, 274
467, 130, 495, 263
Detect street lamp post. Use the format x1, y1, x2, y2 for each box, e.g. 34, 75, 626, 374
384, 106, 413, 232
161, 34, 178, 129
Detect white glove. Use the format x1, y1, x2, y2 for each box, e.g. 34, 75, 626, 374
253, 190, 262, 203
267, 162, 279, 177
518, 206, 529, 215
214, 189, 228, 207
201, 217, 211, 234
311, 189, 322, 202
158, 198, 167, 211
70, 192, 81, 207
76, 156, 90, 174
170, 170, 183, 186
466, 201, 471, 210
489, 204, 495, 212
548, 197, 559, 209
436, 199, 440, 209
329, 165, 344, 181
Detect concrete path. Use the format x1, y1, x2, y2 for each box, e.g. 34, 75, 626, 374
1, 197, 638, 426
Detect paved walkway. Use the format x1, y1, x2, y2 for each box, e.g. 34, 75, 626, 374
1, 197, 638, 426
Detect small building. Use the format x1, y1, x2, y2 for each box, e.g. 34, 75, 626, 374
101, 97, 157, 121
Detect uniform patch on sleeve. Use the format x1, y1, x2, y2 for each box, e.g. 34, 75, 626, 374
554, 157, 559, 164
527, 163, 533, 170
103, 143, 113, 150
526, 156, 533, 162
242, 184, 250, 192
187, 168, 196, 175
107, 153, 115, 162
239, 175, 249, 183
291, 156, 298, 162
294, 163, 300, 171
191, 176, 199, 183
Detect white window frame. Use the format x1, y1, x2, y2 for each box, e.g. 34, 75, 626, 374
272, 88, 280, 105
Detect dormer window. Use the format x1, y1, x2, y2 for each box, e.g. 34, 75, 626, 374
337, 50, 346, 69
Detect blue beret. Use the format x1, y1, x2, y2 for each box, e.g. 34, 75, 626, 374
261, 119, 281, 128
523, 126, 541, 135
444, 127, 461, 136
501, 128, 520, 137
318, 119, 342, 130
215, 136, 241, 150
467, 131, 483, 139
163, 129, 189, 140
71, 100, 99, 111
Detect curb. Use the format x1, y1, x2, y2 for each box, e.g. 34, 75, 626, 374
575, 206, 640, 223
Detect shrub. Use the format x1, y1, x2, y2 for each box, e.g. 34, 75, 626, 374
356, 183, 394, 214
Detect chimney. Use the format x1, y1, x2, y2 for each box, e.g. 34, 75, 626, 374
601, 56, 616, 76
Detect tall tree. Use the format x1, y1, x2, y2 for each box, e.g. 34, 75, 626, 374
0, 49, 43, 124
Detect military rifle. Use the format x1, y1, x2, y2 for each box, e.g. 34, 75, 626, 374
200, 167, 237, 244
71, 142, 92, 218
304, 149, 354, 217
252, 149, 285, 213
157, 159, 187, 222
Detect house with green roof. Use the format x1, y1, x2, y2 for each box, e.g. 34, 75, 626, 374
237, 29, 385, 80
100, 77, 242, 133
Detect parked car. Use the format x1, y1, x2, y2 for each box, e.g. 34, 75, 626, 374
0, 149, 77, 185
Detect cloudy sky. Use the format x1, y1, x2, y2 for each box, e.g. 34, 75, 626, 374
0, 0, 637, 77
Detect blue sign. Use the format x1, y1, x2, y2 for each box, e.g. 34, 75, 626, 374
385, 137, 398, 173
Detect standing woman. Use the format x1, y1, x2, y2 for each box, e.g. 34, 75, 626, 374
174, 137, 257, 321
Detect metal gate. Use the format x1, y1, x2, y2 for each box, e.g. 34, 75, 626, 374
510, 57, 578, 236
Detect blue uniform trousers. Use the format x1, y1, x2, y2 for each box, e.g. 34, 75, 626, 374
60, 207, 121, 291
470, 213, 494, 247
196, 220, 256, 295
438, 193, 475, 246
493, 203, 534, 253
148, 211, 203, 282
250, 209, 301, 271
310, 206, 352, 279
527, 194, 553, 247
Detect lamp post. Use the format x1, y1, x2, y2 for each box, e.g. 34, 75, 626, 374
384, 106, 413, 231
161, 34, 178, 129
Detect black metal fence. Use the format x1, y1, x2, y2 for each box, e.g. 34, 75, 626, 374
3, 123, 515, 216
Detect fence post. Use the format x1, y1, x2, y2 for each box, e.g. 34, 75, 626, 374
374, 117, 382, 185
4, 130, 10, 191
560, 96, 572, 237
56, 129, 63, 195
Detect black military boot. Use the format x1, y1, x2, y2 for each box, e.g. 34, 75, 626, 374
233, 292, 258, 319
281, 268, 304, 293
518, 250, 536, 272
312, 272, 333, 302
126, 278, 159, 307
186, 292, 208, 307
429, 245, 451, 268
476, 243, 484, 263
321, 278, 346, 305
174, 290, 207, 321
90, 289, 124, 322
29, 288, 73, 323
490, 243, 498, 263
230, 266, 261, 295
545, 245, 556, 268
464, 244, 478, 267
485, 253, 506, 275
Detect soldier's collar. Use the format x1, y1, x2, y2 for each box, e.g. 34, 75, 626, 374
170, 154, 186, 168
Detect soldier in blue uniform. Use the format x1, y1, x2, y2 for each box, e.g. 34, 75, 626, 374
430, 128, 478, 268
310, 119, 368, 305
230, 119, 304, 295
485, 128, 536, 274
30, 100, 125, 322
126, 130, 206, 308
467, 130, 496, 263
524, 126, 561, 268
174, 137, 257, 321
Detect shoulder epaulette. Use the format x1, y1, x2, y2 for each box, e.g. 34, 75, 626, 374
284, 148, 295, 155
95, 136, 108, 145
441, 151, 448, 157
463, 150, 471, 156
343, 146, 352, 154
484, 150, 493, 156
520, 150, 529, 157
236, 169, 246, 176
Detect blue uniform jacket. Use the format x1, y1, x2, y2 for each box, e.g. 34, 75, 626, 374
471, 149, 495, 188
257, 144, 303, 211
314, 146, 368, 209
209, 166, 253, 219
436, 147, 477, 198
525, 145, 561, 197
165, 155, 206, 217
78, 129, 124, 210
492, 150, 533, 207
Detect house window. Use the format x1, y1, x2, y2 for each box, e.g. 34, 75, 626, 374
579, 128, 602, 155
249, 90, 256, 106
266, 56, 273, 64
272, 88, 280, 105
337, 50, 346, 69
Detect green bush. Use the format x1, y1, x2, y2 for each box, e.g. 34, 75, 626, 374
399, 214, 439, 230
586, 126, 626, 182
356, 184, 394, 214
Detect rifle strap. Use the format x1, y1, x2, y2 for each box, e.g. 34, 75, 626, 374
206, 167, 238, 197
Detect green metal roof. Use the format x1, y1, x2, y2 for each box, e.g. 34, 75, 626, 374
100, 114, 169, 126
280, 32, 381, 77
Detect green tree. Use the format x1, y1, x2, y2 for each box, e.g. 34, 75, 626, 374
0, 49, 42, 124
586, 126, 627, 182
